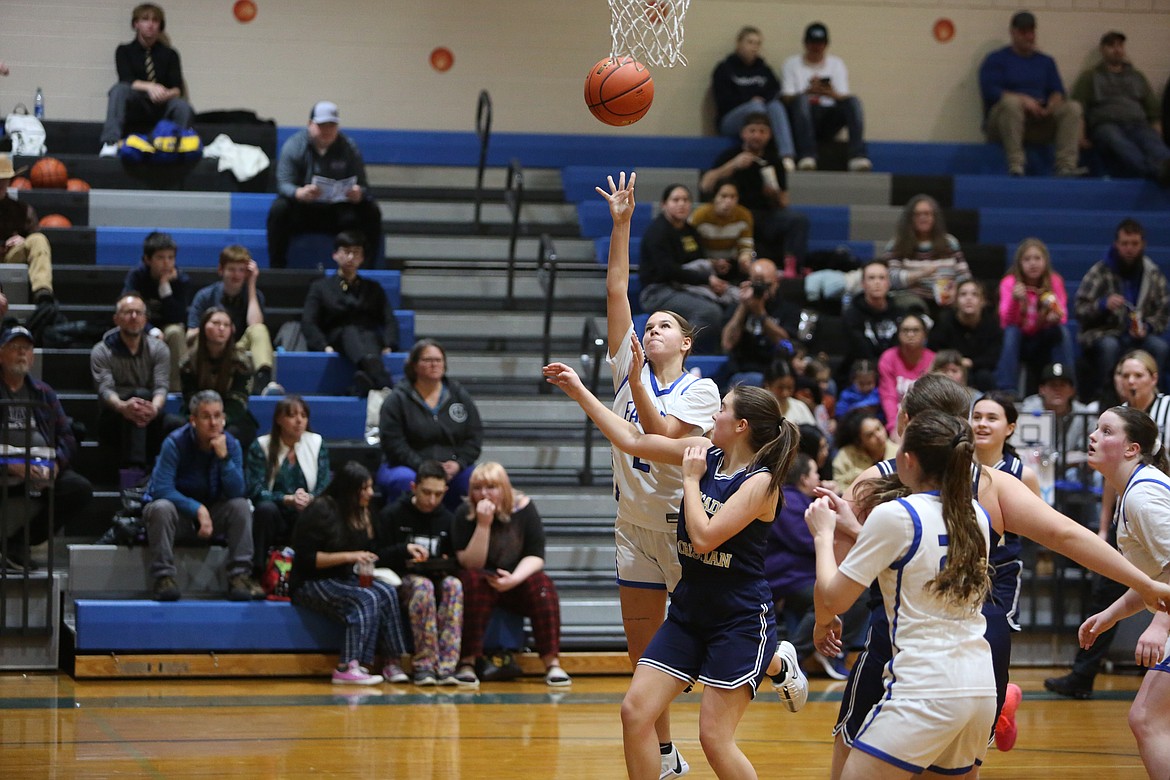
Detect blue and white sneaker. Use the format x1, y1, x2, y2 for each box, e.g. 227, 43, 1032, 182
659, 743, 690, 778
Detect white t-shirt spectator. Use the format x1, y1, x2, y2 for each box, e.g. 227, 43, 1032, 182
781, 54, 851, 107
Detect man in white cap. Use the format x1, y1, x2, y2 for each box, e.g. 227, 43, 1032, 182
266, 100, 382, 268
0, 325, 93, 570
0, 154, 55, 306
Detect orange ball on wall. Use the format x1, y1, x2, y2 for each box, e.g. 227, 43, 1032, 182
39, 214, 73, 229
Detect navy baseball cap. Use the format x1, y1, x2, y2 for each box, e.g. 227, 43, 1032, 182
0, 326, 34, 346
1011, 11, 1036, 30
804, 22, 828, 43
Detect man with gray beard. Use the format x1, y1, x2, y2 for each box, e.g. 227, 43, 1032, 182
0, 326, 92, 570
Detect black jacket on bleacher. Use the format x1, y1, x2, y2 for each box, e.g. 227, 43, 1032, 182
378, 377, 482, 473
301, 273, 398, 353
839, 295, 904, 384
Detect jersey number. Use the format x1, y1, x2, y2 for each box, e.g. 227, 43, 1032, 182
633, 456, 651, 473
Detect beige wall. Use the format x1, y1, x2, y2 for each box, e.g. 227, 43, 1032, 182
2, 0, 1168, 142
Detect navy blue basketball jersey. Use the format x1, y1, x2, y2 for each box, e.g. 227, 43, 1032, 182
671, 447, 773, 612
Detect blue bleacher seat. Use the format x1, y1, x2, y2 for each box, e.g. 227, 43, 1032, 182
979, 208, 1170, 248
229, 192, 277, 230
96, 227, 270, 267
274, 352, 408, 396
165, 394, 368, 439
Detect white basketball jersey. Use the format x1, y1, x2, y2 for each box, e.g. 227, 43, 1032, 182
1117, 464, 1170, 581
839, 492, 995, 700
607, 324, 721, 533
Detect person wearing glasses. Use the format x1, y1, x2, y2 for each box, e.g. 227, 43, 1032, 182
377, 338, 482, 511
90, 292, 174, 483
301, 231, 398, 397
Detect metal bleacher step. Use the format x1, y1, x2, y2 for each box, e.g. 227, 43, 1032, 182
386, 235, 597, 264
401, 268, 605, 305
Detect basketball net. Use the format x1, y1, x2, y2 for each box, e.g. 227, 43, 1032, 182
608, 0, 690, 67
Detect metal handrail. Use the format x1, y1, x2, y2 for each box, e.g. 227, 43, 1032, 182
503, 158, 525, 308
576, 316, 608, 486
536, 234, 558, 392
472, 90, 492, 232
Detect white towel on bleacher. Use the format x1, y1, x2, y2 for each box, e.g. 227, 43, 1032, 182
202, 133, 271, 182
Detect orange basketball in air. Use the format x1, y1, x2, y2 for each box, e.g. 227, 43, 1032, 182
38, 214, 72, 229
30, 157, 68, 189
9, 177, 32, 190
66, 178, 91, 192
584, 57, 654, 126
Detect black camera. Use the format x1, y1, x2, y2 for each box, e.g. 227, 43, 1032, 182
751, 281, 769, 298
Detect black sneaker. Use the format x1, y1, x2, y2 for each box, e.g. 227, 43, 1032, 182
1044, 672, 1093, 700
153, 575, 180, 602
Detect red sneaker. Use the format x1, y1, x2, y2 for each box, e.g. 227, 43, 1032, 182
995, 683, 1023, 751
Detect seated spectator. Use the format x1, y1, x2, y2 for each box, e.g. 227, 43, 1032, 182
302, 231, 398, 396
90, 293, 172, 484
719, 258, 799, 390
797, 422, 837, 492
187, 245, 280, 396
803, 357, 836, 418
246, 395, 330, 578
835, 359, 880, 421
375, 460, 468, 687
878, 313, 935, 435
98, 3, 194, 157
995, 238, 1075, 394
710, 26, 796, 167
289, 460, 410, 686
882, 195, 972, 317
0, 154, 55, 310
699, 113, 810, 270
0, 326, 93, 570
267, 101, 383, 268
766, 452, 868, 681
1020, 362, 1097, 478
928, 279, 1002, 392
1074, 218, 1170, 396
763, 358, 815, 427
832, 410, 897, 494
978, 11, 1084, 176
180, 306, 258, 450
839, 260, 905, 386
638, 185, 734, 354
930, 349, 978, 402
780, 22, 871, 172
122, 231, 191, 390
143, 390, 264, 602
1072, 31, 1170, 185
689, 180, 754, 286
453, 462, 570, 687
377, 339, 482, 510
794, 374, 832, 438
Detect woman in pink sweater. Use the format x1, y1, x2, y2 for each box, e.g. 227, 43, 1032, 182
877, 313, 935, 437
994, 238, 1075, 393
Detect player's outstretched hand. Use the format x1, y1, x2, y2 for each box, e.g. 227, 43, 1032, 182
628, 333, 646, 386
1078, 612, 1116, 650
595, 171, 636, 225
813, 615, 843, 657
804, 495, 838, 538
681, 443, 711, 482
543, 362, 585, 397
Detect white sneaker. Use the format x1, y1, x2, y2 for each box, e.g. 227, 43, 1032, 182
781, 157, 796, 173
660, 743, 690, 778
771, 640, 809, 712
848, 156, 873, 172
99, 142, 119, 158
797, 156, 817, 171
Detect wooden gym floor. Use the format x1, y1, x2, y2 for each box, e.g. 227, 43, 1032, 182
0, 667, 1149, 778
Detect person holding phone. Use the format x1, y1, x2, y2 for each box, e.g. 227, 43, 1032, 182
780, 22, 871, 173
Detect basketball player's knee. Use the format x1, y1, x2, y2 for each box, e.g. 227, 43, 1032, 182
620, 692, 655, 735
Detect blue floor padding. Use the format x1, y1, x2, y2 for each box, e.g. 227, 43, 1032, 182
954, 177, 1170, 212
96, 227, 270, 267
273, 352, 408, 396
978, 209, 1170, 248
73, 599, 342, 652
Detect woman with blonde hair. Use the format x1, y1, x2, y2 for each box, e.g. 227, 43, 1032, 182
452, 461, 569, 687
995, 238, 1075, 393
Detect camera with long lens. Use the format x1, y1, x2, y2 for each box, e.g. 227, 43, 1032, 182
751, 281, 769, 299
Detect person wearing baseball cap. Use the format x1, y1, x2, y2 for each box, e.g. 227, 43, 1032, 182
780, 21, 872, 173
0, 154, 56, 308
978, 11, 1086, 176
266, 100, 383, 268
1070, 29, 1170, 186
0, 325, 93, 570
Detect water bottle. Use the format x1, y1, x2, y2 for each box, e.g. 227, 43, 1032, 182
34, 87, 44, 119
